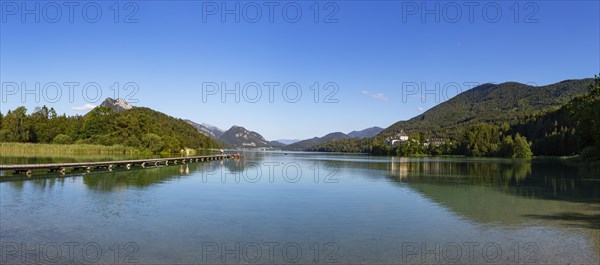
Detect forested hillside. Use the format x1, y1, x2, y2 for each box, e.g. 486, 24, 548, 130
284, 132, 349, 151
0, 105, 221, 153
511, 76, 600, 158
310, 77, 599, 159
382, 79, 593, 139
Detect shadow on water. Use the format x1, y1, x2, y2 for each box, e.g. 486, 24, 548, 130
523, 212, 600, 230
382, 158, 599, 230
386, 157, 600, 203
382, 157, 600, 256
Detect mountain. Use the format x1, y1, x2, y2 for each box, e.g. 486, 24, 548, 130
104, 107, 221, 152
348, 127, 384, 138
381, 79, 594, 139
284, 132, 350, 151
100, 98, 134, 113
274, 139, 302, 145
306, 78, 596, 154
219, 126, 278, 149
186, 122, 283, 149
185, 120, 224, 139
282, 126, 383, 150
0, 98, 222, 153
202, 123, 224, 136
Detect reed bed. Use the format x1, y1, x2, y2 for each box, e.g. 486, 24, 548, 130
0, 142, 142, 156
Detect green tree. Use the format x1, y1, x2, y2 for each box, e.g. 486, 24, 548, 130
141, 133, 164, 153
499, 135, 515, 157
0, 111, 4, 142
458, 123, 502, 156
2, 107, 30, 142
53, 134, 73, 145
29, 106, 56, 143
162, 136, 182, 154
513, 134, 533, 159
81, 107, 115, 140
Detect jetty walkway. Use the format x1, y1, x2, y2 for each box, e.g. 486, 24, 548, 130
0, 154, 240, 175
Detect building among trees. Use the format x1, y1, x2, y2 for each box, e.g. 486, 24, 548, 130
385, 130, 409, 146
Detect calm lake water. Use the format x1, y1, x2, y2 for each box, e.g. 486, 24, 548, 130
1, 152, 598, 264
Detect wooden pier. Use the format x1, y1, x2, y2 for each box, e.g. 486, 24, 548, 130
0, 154, 240, 176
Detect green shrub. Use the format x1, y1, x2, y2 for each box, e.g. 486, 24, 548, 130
53, 134, 73, 145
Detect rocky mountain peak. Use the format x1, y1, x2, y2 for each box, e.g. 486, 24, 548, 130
100, 98, 134, 113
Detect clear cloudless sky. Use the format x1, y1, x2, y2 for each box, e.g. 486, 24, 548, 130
1, 1, 599, 140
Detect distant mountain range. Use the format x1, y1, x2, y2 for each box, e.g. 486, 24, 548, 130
184, 118, 382, 150
274, 139, 302, 145
185, 120, 224, 139
348, 127, 384, 138
85, 79, 600, 154
9, 77, 593, 155
284, 127, 384, 151
284, 132, 349, 150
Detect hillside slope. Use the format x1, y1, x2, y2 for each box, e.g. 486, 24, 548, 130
381, 79, 594, 138
348, 127, 384, 138
185, 120, 224, 139
219, 126, 282, 148
0, 99, 222, 153
284, 132, 349, 151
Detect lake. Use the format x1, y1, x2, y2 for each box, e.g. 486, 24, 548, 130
1, 152, 598, 264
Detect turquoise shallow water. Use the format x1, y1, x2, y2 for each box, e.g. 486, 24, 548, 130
1, 152, 598, 264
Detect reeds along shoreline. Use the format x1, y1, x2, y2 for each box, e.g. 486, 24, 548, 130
0, 142, 141, 156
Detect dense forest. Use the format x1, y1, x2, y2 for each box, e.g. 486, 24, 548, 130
310, 76, 600, 160
513, 75, 600, 159
0, 106, 221, 154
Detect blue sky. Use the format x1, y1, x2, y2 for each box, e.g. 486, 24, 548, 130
1, 1, 599, 140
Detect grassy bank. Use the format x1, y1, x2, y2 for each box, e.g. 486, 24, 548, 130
0, 142, 144, 156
